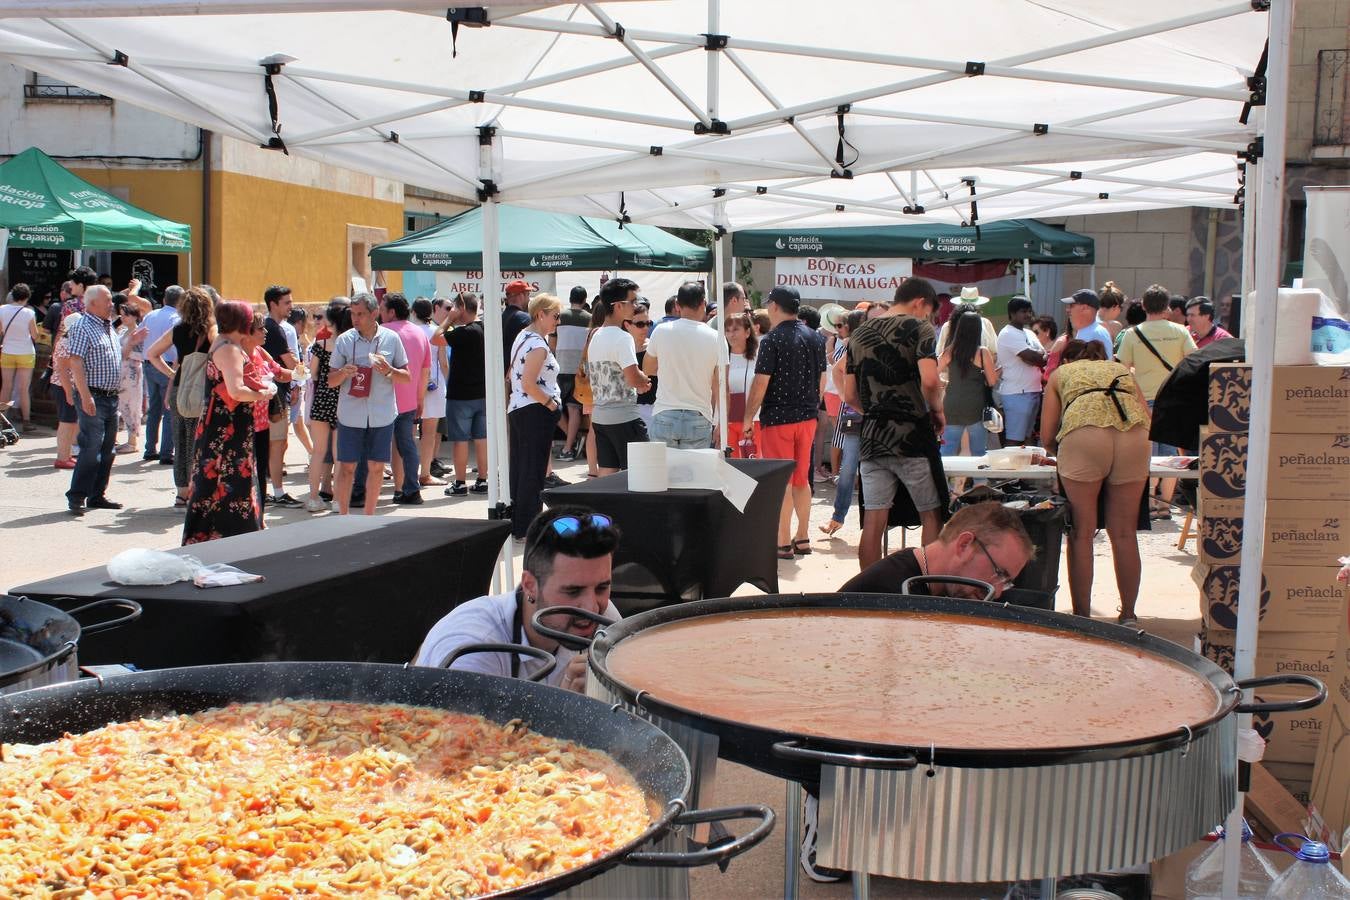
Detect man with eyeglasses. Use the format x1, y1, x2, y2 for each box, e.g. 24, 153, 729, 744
838, 501, 1034, 600
413, 507, 621, 692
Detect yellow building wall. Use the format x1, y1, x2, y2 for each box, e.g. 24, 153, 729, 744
68, 167, 204, 284
212, 170, 403, 304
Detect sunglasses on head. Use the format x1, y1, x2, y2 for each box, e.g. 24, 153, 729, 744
548, 513, 614, 536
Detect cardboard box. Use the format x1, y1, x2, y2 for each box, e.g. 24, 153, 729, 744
1199, 565, 1347, 633
1208, 363, 1350, 433
1309, 591, 1350, 853
1249, 688, 1328, 765
1199, 431, 1350, 503
1200, 500, 1350, 567
1199, 626, 1337, 679
1264, 761, 1315, 806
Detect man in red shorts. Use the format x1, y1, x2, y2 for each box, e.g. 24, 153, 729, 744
742, 286, 827, 559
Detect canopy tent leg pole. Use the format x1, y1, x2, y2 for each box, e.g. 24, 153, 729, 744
1223, 0, 1292, 894
1021, 258, 1031, 300
1239, 168, 1259, 337
713, 201, 730, 454
478, 166, 513, 592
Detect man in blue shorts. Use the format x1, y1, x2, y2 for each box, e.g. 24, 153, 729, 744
328, 293, 409, 515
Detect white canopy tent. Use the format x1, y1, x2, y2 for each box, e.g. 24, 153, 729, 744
0, 4, 1294, 892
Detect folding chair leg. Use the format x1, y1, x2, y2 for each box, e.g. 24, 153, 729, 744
1177, 510, 1194, 551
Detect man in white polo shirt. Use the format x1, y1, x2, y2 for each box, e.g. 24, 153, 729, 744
643, 281, 721, 449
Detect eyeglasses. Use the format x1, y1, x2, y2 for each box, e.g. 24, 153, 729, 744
972, 535, 1014, 588
548, 513, 614, 536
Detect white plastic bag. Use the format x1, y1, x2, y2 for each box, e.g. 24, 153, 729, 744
107, 548, 203, 586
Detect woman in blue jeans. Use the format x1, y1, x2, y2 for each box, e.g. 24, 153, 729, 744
819, 311, 865, 537
939, 308, 998, 459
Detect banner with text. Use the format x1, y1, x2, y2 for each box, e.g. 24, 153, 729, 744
774, 257, 913, 303
401, 270, 557, 301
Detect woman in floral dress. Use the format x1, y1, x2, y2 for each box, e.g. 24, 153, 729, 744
182, 301, 276, 545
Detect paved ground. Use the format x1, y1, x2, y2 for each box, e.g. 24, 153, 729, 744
0, 425, 1200, 899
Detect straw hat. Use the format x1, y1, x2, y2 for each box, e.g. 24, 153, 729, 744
818, 302, 847, 333
957, 286, 990, 306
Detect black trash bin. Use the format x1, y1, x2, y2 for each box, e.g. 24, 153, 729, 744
953, 487, 1069, 599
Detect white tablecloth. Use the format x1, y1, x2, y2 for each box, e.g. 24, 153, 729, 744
940, 456, 1198, 481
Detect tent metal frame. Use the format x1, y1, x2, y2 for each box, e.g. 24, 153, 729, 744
0, 5, 1295, 890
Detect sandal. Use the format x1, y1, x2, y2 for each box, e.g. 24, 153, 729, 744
818, 519, 844, 536
777, 544, 795, 560
792, 538, 813, 556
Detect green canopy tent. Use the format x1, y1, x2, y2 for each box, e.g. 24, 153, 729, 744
370, 204, 710, 272
732, 218, 1093, 264
0, 147, 191, 254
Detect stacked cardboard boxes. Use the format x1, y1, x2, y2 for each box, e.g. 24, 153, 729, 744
1198, 364, 1350, 800
1308, 582, 1350, 856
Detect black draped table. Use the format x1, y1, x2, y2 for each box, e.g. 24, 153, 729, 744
543, 458, 794, 606
8, 516, 510, 670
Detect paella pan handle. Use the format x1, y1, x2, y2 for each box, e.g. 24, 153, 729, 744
62, 598, 143, 636
900, 576, 996, 602
772, 740, 920, 771
623, 804, 775, 868
529, 606, 610, 652
442, 643, 557, 683
1233, 674, 1327, 713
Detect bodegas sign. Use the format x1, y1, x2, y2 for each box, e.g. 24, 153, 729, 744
774, 256, 913, 303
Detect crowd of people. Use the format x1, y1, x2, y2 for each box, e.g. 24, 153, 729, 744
17, 266, 1222, 621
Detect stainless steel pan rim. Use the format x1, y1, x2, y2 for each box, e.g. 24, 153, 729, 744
584, 592, 1319, 775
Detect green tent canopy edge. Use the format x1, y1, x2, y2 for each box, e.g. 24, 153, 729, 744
732, 218, 1092, 265
370, 204, 711, 272
0, 147, 191, 252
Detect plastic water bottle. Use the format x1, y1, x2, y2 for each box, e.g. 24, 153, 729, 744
1185, 821, 1278, 899
1265, 835, 1350, 898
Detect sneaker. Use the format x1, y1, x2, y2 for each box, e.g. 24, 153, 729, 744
20, 421, 37, 434
555, 448, 577, 461
304, 497, 328, 513
115, 443, 137, 454
470, 478, 489, 494
393, 491, 424, 505
446, 481, 468, 497
158, 456, 174, 465
143, 449, 159, 461
800, 794, 848, 883
271, 493, 303, 508
543, 473, 569, 488
429, 459, 449, 477
350, 491, 366, 506
319, 490, 334, 502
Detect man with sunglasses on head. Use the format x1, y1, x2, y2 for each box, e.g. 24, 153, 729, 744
413, 507, 621, 692
838, 501, 1034, 600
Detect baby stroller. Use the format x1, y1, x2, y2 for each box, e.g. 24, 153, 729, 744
0, 402, 20, 446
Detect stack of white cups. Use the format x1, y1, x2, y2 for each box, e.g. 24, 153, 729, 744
627, 441, 668, 492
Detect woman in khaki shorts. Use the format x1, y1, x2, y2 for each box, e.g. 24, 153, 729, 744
1041, 339, 1151, 624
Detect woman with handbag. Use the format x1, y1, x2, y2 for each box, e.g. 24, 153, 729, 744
723, 310, 758, 458
571, 304, 605, 478
938, 307, 999, 460
1, 284, 40, 433
146, 286, 216, 508
182, 302, 275, 544
820, 311, 865, 536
